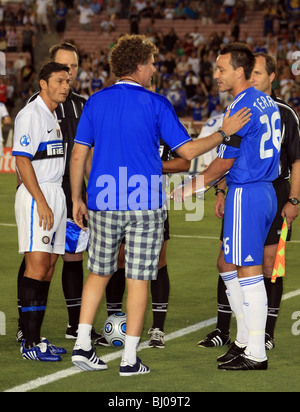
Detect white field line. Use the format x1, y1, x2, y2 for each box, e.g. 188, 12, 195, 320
2, 224, 300, 244
4, 288, 300, 393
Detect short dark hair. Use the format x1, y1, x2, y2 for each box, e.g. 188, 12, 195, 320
219, 42, 255, 80
49, 42, 79, 62
254, 52, 277, 76
39, 61, 69, 85
109, 34, 157, 78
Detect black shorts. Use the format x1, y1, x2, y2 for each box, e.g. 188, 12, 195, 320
265, 179, 291, 246
219, 179, 292, 246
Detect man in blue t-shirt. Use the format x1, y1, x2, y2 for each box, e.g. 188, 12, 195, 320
70, 35, 251, 376
174, 43, 281, 371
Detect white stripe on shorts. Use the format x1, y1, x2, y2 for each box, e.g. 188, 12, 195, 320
233, 188, 242, 266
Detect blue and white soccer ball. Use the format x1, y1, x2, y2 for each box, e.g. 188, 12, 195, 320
103, 312, 127, 348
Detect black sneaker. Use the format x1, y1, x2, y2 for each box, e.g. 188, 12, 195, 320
218, 354, 268, 371
217, 341, 246, 362
197, 329, 230, 348
265, 333, 275, 350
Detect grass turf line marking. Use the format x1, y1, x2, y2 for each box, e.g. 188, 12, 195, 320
4, 288, 300, 393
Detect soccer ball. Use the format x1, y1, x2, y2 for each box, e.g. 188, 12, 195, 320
103, 312, 127, 348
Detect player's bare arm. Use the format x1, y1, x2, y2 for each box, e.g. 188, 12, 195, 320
176, 107, 251, 161
214, 178, 227, 219
70, 142, 90, 230
172, 157, 234, 202
15, 156, 54, 231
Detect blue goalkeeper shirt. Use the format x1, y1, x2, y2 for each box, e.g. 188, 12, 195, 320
74, 82, 191, 211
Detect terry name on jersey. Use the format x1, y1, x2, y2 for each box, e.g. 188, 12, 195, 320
253, 94, 278, 113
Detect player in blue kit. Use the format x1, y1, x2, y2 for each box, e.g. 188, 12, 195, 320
173, 43, 281, 371
69, 35, 251, 376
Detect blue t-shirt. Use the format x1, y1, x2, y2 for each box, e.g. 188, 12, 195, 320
218, 87, 281, 186
74, 82, 191, 211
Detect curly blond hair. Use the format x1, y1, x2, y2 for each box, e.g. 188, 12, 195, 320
109, 34, 157, 78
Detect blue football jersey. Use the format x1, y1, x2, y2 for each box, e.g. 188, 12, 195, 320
218, 87, 281, 186
74, 82, 191, 211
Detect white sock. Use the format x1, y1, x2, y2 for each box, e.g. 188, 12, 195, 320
220, 271, 248, 345
76, 323, 92, 351
239, 275, 267, 361
121, 335, 140, 365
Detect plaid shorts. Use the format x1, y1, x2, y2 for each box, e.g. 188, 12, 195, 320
87, 208, 167, 280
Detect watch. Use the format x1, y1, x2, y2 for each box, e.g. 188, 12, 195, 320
217, 129, 227, 139
288, 198, 300, 205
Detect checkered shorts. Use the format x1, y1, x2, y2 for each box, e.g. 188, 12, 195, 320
87, 208, 167, 280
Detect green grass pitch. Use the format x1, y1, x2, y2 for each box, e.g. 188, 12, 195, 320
0, 173, 299, 393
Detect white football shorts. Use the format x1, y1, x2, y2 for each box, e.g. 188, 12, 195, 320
15, 182, 66, 254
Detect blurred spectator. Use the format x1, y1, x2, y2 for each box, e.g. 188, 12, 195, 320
288, 88, 300, 114
0, 23, 7, 51
164, 4, 174, 19
182, 34, 195, 56
106, 0, 118, 18
23, 7, 36, 27
6, 24, 18, 52
99, 15, 116, 34
199, 53, 212, 81
263, 2, 277, 37
21, 23, 35, 66
184, 69, 198, 99
129, 6, 140, 34
78, 2, 95, 31
90, 0, 101, 14
140, 1, 154, 19
36, 0, 51, 34
0, 76, 7, 103
56, 1, 68, 40
135, 0, 147, 14
162, 28, 179, 53
174, 2, 187, 19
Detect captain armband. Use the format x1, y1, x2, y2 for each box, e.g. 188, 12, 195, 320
223, 133, 242, 148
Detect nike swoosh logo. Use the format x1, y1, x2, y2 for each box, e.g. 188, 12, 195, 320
47, 129, 53, 133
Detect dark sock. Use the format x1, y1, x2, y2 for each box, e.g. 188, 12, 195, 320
106, 268, 126, 316
17, 257, 26, 328
150, 265, 170, 331
62, 260, 84, 329
19, 277, 44, 348
216, 275, 232, 335
264, 277, 283, 338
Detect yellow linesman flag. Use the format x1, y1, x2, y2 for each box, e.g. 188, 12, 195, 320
271, 218, 288, 283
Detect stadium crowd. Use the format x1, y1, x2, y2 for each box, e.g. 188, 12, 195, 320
0, 0, 299, 124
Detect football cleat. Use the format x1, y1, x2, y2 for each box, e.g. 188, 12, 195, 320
148, 328, 165, 348
21, 340, 62, 362
265, 333, 275, 351
41, 338, 67, 355
119, 357, 150, 377
217, 341, 246, 362
65, 325, 102, 341
16, 327, 24, 342
72, 344, 107, 371
197, 329, 230, 348
218, 354, 268, 371
94, 334, 110, 347
65, 324, 77, 339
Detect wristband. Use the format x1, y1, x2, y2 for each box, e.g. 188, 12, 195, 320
215, 188, 226, 196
